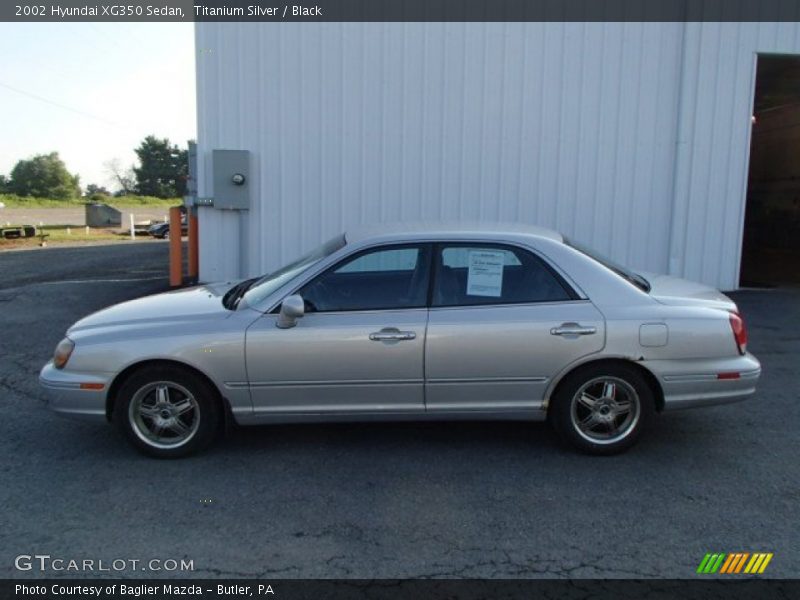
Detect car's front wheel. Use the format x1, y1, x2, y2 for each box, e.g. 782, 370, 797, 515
114, 365, 221, 458
549, 363, 654, 455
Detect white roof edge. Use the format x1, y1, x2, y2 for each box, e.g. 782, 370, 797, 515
345, 221, 564, 244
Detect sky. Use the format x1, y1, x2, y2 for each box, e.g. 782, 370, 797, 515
0, 22, 196, 192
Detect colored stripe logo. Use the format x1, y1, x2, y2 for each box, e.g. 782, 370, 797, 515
697, 552, 773, 574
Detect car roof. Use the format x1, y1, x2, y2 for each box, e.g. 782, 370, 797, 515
345, 221, 563, 244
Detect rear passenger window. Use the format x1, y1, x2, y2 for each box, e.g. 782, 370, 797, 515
433, 244, 572, 307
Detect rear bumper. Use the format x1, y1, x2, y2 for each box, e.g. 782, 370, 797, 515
648, 353, 761, 411
39, 362, 110, 422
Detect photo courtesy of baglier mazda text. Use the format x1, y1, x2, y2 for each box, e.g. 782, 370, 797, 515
1, 1, 799, 599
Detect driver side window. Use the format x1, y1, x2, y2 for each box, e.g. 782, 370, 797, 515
298, 244, 431, 312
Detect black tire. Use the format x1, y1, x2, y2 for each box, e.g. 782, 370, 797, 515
113, 365, 222, 458
549, 362, 655, 455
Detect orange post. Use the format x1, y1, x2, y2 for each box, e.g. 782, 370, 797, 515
169, 206, 183, 287
188, 211, 199, 282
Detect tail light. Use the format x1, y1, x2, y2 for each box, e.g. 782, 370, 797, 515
729, 312, 747, 355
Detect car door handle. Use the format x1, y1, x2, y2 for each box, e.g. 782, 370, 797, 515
550, 323, 597, 336
369, 329, 416, 341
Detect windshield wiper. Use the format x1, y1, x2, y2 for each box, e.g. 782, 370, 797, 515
222, 277, 259, 310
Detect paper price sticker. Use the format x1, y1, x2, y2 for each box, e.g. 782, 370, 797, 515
466, 250, 505, 297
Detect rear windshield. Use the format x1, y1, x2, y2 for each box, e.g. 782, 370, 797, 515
565, 237, 651, 293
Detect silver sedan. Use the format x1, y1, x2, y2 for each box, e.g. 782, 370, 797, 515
40, 224, 761, 457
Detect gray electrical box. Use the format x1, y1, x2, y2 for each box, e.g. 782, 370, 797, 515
212, 149, 250, 210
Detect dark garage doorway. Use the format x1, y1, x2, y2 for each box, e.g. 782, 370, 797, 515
740, 54, 800, 287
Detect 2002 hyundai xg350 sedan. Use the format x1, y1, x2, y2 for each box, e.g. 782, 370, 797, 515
40, 223, 761, 458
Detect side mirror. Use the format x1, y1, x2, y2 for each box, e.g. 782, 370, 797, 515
276, 294, 305, 329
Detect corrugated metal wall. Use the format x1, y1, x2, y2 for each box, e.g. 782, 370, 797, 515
195, 22, 800, 290
669, 22, 800, 288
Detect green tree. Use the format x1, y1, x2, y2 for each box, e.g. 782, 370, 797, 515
0, 174, 8, 192
9, 152, 80, 199
133, 136, 187, 198
85, 183, 110, 196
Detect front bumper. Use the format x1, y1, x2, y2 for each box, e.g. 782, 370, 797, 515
39, 362, 111, 422
650, 353, 762, 411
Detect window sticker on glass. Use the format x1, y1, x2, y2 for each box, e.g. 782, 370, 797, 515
466, 250, 505, 297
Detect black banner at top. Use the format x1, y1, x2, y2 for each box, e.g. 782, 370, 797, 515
4, 0, 800, 23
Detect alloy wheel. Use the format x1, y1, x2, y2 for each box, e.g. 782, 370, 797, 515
128, 381, 200, 449
569, 376, 641, 445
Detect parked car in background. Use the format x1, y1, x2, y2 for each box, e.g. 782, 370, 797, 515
0, 199, 37, 239
39, 223, 760, 458
147, 220, 188, 239
1, 224, 37, 239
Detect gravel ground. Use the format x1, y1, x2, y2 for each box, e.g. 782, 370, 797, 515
0, 207, 171, 228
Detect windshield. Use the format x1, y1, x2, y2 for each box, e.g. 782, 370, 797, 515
565, 237, 651, 293
240, 234, 347, 308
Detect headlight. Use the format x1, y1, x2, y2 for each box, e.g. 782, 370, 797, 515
53, 338, 75, 369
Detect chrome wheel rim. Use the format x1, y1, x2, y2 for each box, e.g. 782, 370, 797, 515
128, 381, 200, 449
570, 376, 640, 445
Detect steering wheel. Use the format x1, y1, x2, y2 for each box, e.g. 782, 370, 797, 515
303, 280, 333, 312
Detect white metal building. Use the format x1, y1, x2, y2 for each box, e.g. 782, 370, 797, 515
194, 22, 800, 290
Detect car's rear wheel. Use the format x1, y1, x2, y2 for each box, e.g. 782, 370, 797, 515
549, 363, 654, 455
114, 365, 221, 458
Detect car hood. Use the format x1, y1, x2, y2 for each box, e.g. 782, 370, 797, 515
68, 281, 239, 335
642, 272, 737, 311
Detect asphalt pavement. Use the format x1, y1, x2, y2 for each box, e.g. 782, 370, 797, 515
1, 243, 798, 579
